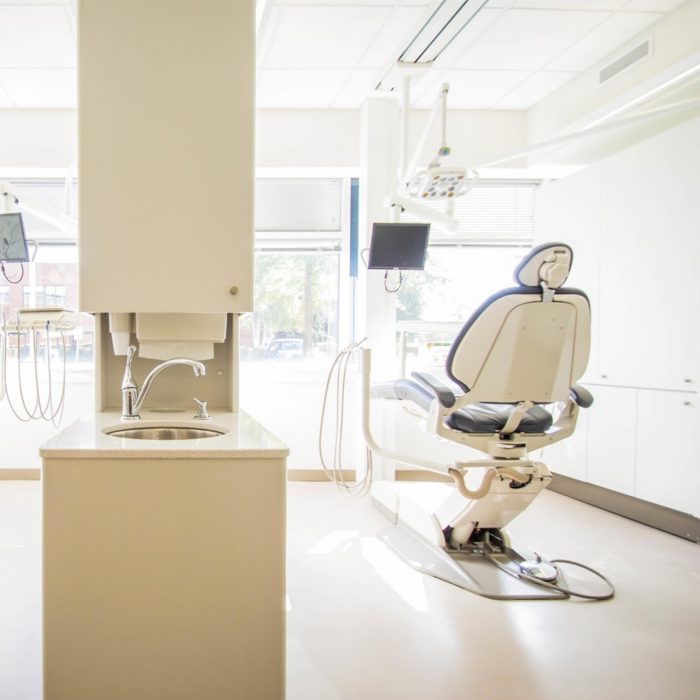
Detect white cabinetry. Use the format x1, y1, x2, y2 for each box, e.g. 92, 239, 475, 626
597, 130, 700, 392
535, 117, 700, 515
541, 408, 589, 481
636, 390, 699, 516
79, 0, 254, 314
586, 385, 636, 496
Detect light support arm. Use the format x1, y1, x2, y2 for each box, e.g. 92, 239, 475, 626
403, 82, 450, 184
1, 180, 77, 237
383, 190, 460, 232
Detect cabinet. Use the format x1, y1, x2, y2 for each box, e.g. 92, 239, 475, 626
535, 170, 601, 382
596, 125, 700, 392
79, 0, 254, 313
541, 407, 589, 481
42, 411, 288, 700
547, 384, 699, 517
586, 385, 636, 496
636, 390, 699, 516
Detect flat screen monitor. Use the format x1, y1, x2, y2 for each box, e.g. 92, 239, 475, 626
368, 222, 430, 270
0, 213, 29, 263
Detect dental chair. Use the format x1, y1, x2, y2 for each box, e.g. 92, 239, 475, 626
362, 242, 611, 600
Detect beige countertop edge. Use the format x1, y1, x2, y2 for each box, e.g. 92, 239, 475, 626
39, 410, 290, 460
40, 448, 290, 460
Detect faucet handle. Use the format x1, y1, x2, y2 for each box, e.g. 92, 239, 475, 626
193, 398, 210, 421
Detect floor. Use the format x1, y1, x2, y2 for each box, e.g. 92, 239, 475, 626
2, 480, 699, 700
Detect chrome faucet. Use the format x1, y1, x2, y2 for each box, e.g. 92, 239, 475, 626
121, 345, 206, 420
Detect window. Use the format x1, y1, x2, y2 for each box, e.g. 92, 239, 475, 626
241, 178, 345, 365
240, 250, 340, 361
3, 244, 93, 365
397, 181, 537, 371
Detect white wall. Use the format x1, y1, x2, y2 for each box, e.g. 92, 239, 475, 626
0, 106, 525, 174
256, 108, 527, 171
535, 115, 700, 516
0, 110, 75, 172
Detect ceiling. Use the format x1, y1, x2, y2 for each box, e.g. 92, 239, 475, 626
0, 0, 687, 111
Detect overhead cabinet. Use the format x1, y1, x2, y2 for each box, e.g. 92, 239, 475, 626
78, 0, 254, 313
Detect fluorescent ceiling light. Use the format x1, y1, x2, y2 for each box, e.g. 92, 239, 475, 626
399, 0, 489, 64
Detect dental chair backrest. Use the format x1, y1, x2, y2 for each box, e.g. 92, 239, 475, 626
446, 242, 590, 404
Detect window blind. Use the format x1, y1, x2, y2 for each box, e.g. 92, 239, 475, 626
406, 180, 538, 243
7, 179, 76, 239
255, 178, 343, 233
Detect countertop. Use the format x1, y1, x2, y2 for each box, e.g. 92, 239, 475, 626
40, 410, 290, 460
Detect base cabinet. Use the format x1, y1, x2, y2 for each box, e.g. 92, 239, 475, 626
586, 385, 636, 496
636, 390, 699, 516
547, 384, 699, 519
43, 456, 286, 700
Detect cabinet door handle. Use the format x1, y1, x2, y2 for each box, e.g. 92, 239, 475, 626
683, 401, 692, 407
229, 286, 239, 296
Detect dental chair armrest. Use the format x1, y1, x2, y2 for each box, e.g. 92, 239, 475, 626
569, 384, 594, 408
411, 372, 456, 408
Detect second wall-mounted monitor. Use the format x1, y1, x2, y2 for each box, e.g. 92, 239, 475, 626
0, 213, 29, 263
368, 222, 430, 270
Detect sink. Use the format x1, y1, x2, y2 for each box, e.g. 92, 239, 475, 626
106, 426, 226, 440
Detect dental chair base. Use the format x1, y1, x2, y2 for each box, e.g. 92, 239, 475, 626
371, 479, 569, 601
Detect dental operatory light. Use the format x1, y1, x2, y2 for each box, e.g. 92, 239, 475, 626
384, 79, 478, 234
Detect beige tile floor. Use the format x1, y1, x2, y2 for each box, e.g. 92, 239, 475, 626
2, 480, 699, 700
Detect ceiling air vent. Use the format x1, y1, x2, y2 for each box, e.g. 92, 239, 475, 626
599, 39, 652, 85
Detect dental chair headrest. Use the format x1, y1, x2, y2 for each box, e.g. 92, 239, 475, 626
514, 242, 573, 289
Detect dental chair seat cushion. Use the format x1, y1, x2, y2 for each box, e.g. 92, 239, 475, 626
371, 380, 553, 434
446, 402, 553, 434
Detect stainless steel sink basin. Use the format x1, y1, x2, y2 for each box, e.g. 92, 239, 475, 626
106, 426, 225, 440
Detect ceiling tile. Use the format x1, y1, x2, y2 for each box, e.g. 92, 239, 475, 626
257, 69, 351, 108
509, 1, 629, 9
0, 6, 75, 68
493, 71, 576, 108
358, 5, 428, 69
547, 11, 661, 72
413, 69, 531, 109
282, 0, 429, 5
265, 5, 391, 69
432, 7, 506, 67
330, 69, 379, 108
0, 69, 76, 108
453, 9, 610, 71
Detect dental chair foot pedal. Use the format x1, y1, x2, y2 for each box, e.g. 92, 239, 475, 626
379, 525, 568, 601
